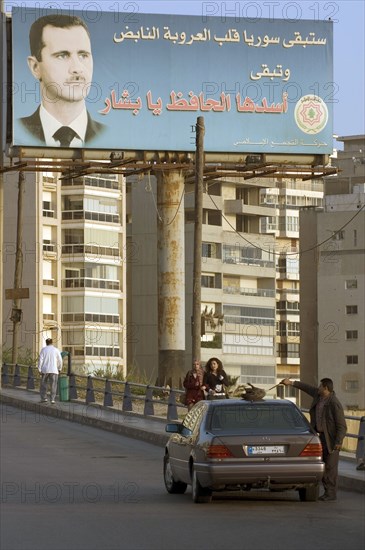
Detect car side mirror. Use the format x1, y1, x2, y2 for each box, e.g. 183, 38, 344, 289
165, 423, 182, 433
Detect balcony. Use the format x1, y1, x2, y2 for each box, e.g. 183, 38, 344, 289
61, 176, 120, 191
224, 200, 272, 217
62, 210, 119, 223
223, 256, 275, 269
277, 288, 300, 295
62, 244, 120, 258
62, 313, 120, 324
43, 313, 55, 320
43, 242, 56, 252
223, 286, 275, 298
43, 209, 55, 218
62, 277, 120, 290
43, 279, 56, 286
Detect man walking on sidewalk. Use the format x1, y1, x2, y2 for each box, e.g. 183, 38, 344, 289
281, 377, 347, 501
38, 338, 63, 404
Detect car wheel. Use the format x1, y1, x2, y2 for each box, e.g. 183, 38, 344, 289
192, 467, 212, 503
163, 455, 187, 494
298, 485, 319, 502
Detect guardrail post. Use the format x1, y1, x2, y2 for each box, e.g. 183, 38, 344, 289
2, 363, 9, 385
144, 386, 154, 416
13, 364, 21, 387
103, 379, 113, 407
167, 390, 178, 421
27, 366, 35, 390
86, 376, 95, 404
122, 382, 133, 412
68, 374, 78, 399
356, 416, 365, 470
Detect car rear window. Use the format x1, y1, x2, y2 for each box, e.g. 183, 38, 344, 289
209, 404, 310, 433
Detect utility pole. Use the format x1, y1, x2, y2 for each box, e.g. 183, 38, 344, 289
11, 171, 25, 365
0, 0, 5, 385
191, 116, 205, 361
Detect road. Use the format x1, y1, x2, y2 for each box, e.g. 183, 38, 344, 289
1, 404, 364, 550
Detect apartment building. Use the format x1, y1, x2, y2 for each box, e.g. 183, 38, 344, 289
126, 171, 324, 389
299, 135, 365, 409
2, 169, 127, 375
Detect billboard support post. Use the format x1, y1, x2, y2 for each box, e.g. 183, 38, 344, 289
156, 169, 185, 388
192, 116, 205, 364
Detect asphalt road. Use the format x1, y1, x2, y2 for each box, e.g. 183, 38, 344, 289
1, 404, 364, 550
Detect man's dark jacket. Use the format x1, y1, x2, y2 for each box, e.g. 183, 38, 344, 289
19, 106, 105, 145
293, 381, 347, 452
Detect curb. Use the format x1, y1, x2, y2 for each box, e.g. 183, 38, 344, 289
0, 391, 169, 448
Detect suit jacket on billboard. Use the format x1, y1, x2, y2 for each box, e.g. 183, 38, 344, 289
18, 106, 106, 146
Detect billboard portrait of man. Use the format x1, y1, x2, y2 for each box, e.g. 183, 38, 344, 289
18, 14, 106, 148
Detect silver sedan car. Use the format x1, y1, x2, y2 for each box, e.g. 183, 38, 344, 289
163, 398, 324, 503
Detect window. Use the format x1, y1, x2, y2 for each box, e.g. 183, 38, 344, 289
332, 230, 344, 240
287, 322, 300, 337
204, 209, 221, 226
345, 380, 359, 391
277, 300, 300, 312
346, 305, 358, 314
209, 404, 308, 432
345, 280, 357, 289
346, 330, 358, 340
277, 343, 300, 358
201, 274, 215, 288
224, 305, 275, 326
202, 242, 219, 259
346, 355, 358, 365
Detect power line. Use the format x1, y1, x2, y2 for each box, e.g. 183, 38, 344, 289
207, 192, 365, 257
144, 171, 364, 255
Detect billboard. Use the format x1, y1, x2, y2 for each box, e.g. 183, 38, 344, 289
11, 8, 333, 154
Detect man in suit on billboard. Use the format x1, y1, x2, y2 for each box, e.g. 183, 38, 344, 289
18, 14, 105, 147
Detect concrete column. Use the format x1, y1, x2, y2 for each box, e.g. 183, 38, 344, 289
156, 169, 185, 388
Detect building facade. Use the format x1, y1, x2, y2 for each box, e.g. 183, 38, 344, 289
126, 170, 324, 390
299, 135, 365, 409
2, 169, 127, 374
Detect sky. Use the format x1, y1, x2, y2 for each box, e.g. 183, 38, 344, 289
3, 0, 364, 147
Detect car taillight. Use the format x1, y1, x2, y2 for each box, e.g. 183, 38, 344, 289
207, 445, 233, 459
300, 443, 323, 457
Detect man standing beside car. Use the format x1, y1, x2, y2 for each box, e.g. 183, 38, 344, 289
281, 377, 347, 502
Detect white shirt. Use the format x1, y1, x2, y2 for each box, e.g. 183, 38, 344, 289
40, 104, 87, 147
38, 344, 63, 374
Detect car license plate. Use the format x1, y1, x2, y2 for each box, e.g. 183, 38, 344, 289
247, 445, 286, 455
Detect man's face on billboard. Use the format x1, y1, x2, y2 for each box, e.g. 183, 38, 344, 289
28, 24, 93, 105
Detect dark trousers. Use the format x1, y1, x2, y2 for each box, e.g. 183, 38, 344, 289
319, 433, 340, 497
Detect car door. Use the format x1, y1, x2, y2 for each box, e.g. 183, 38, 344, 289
170, 403, 206, 484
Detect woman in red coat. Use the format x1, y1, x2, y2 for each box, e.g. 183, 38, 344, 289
183, 359, 205, 410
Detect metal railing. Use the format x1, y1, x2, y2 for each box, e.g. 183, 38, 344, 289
1, 363, 186, 422
1, 362, 364, 469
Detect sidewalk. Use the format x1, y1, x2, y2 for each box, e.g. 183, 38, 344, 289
1, 386, 364, 494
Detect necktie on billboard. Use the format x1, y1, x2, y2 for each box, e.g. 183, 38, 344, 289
53, 126, 77, 147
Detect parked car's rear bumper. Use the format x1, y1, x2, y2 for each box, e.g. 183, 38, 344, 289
195, 461, 324, 488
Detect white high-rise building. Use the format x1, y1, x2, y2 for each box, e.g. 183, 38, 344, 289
2, 169, 127, 375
